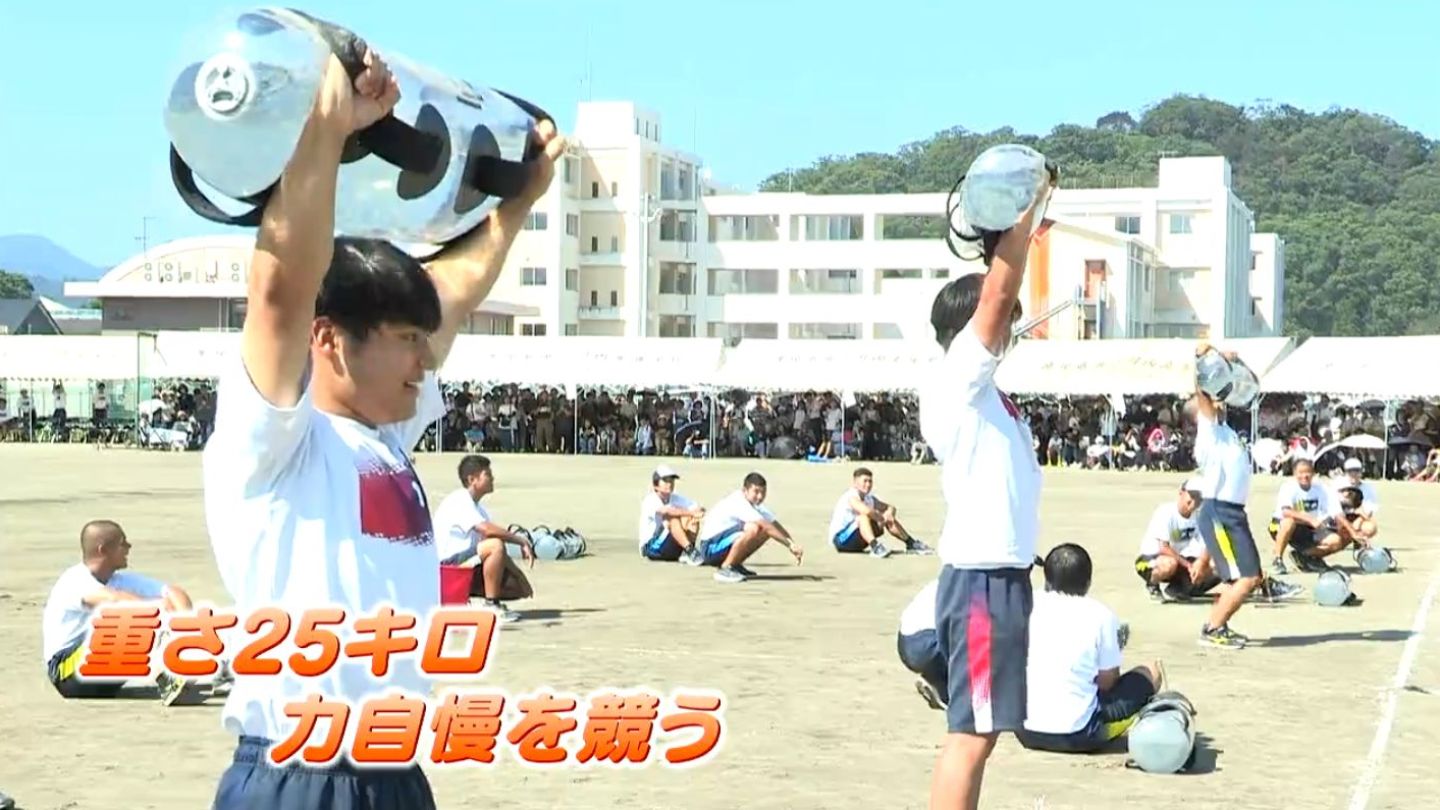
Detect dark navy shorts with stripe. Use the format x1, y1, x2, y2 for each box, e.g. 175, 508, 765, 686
212, 736, 435, 810
897, 628, 947, 699
1195, 499, 1262, 581
1014, 670, 1156, 753
934, 565, 1033, 735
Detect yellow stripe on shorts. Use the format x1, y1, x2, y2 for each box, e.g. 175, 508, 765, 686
57, 645, 88, 681
1213, 519, 1238, 571
1103, 713, 1141, 742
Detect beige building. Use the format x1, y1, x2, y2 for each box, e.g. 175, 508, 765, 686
71, 102, 1284, 343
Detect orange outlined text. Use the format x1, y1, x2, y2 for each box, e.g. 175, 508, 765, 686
265, 689, 724, 768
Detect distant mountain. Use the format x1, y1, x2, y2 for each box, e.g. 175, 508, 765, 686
0, 234, 107, 305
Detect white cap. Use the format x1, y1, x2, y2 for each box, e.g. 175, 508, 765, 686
652, 464, 680, 481
1182, 477, 1203, 495
1344, 458, 1363, 472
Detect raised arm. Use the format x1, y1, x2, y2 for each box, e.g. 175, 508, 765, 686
424, 123, 569, 368
970, 188, 1052, 356
241, 52, 399, 407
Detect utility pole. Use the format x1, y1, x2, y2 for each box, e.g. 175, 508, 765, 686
135, 216, 157, 259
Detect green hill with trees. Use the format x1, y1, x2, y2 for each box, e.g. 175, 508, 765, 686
759, 95, 1440, 338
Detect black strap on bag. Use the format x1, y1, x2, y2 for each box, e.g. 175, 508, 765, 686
169, 8, 554, 230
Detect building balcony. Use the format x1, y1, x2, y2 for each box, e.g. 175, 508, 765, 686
577, 305, 623, 320
580, 251, 625, 267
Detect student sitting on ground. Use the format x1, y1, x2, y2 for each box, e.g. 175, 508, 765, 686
637, 464, 705, 565
827, 467, 932, 558
696, 472, 803, 584
432, 454, 536, 623
1016, 543, 1163, 754
41, 520, 206, 704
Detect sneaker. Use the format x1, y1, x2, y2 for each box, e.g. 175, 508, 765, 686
713, 566, 747, 584
870, 542, 894, 559
1146, 583, 1166, 602
732, 563, 758, 578
1271, 557, 1289, 576
1266, 579, 1306, 602
156, 671, 204, 706
905, 538, 935, 556
681, 546, 705, 567
1290, 550, 1330, 574
0, 789, 13, 810
1198, 624, 1246, 650
483, 599, 521, 623
915, 679, 947, 710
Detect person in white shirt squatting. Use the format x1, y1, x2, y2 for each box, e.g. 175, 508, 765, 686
918, 182, 1049, 810
638, 464, 706, 566
1330, 458, 1380, 540
432, 454, 537, 623
1187, 344, 1303, 652
1267, 459, 1364, 576
1134, 479, 1220, 602
1015, 544, 1162, 754
827, 466, 933, 558
42, 520, 205, 705
696, 472, 803, 584
199, 45, 565, 810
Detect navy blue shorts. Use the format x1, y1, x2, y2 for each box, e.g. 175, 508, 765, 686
212, 736, 435, 810
642, 529, 683, 561
897, 628, 947, 699
1196, 499, 1262, 581
832, 521, 873, 552
1015, 671, 1156, 753
935, 565, 1033, 735
700, 526, 741, 566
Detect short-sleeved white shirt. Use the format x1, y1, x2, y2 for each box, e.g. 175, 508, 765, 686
202, 350, 446, 744
827, 487, 876, 538
637, 490, 696, 548
1023, 591, 1124, 735
1272, 480, 1340, 523
1192, 411, 1252, 505
1138, 503, 1205, 558
1329, 478, 1379, 518
899, 580, 939, 637
699, 490, 775, 542
919, 323, 1041, 568
42, 563, 167, 664
433, 488, 493, 561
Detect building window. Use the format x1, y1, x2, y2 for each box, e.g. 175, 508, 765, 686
1250, 251, 1258, 271
564, 324, 578, 336
1169, 213, 1193, 234
523, 212, 548, 230
591, 181, 599, 199
589, 291, 598, 306
659, 210, 696, 242
590, 236, 599, 252
931, 269, 950, 279
708, 268, 779, 295
873, 323, 904, 339
609, 236, 619, 252
790, 214, 864, 241
610, 181, 618, 197
521, 267, 547, 286
659, 262, 696, 294
1114, 215, 1141, 235
609, 290, 618, 307
659, 315, 695, 337
563, 157, 576, 183
788, 322, 860, 340
566, 214, 579, 236
708, 322, 778, 343
521, 323, 547, 336
708, 215, 780, 242
880, 269, 923, 280
564, 268, 578, 291
790, 269, 860, 294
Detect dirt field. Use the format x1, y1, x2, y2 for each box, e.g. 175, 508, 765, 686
1, 445, 1435, 810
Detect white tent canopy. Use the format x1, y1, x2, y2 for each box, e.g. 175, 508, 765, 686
437, 336, 726, 389
994, 337, 1295, 397
1260, 336, 1440, 399
710, 340, 942, 393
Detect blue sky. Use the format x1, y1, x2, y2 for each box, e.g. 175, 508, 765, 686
0, 0, 1434, 268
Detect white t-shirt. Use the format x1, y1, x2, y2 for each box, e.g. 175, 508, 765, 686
433, 488, 492, 562
1330, 478, 1379, 518
42, 563, 167, 664
637, 490, 696, 548
1139, 503, 1205, 558
824, 407, 843, 432
899, 580, 938, 637
699, 490, 776, 541
919, 323, 1041, 568
827, 487, 876, 538
202, 351, 446, 744
1272, 480, 1340, 523
1023, 590, 1123, 735
1192, 411, 1252, 505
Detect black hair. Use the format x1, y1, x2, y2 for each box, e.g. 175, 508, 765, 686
1293, 459, 1314, 473
853, 467, 873, 479
1043, 543, 1092, 596
930, 274, 986, 352
457, 454, 491, 486
315, 237, 442, 341
743, 472, 767, 489
1339, 486, 1363, 510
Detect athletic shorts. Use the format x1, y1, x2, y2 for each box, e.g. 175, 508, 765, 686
1014, 671, 1156, 754
833, 521, 871, 553
935, 565, 1033, 734
1133, 553, 1199, 585
1195, 499, 1261, 582
700, 526, 741, 566
897, 628, 947, 700
212, 736, 435, 810
47, 640, 124, 699
641, 528, 683, 561
1267, 518, 1319, 550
